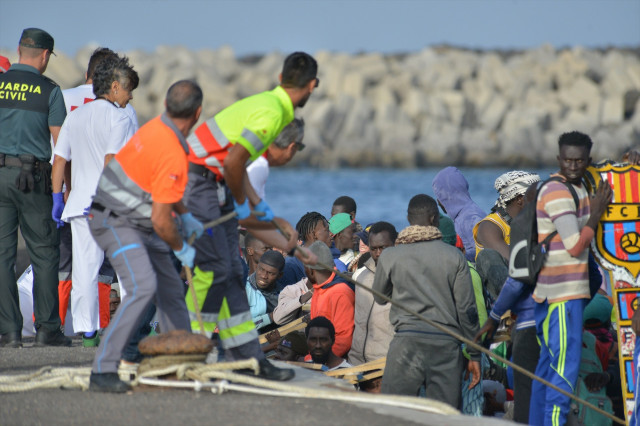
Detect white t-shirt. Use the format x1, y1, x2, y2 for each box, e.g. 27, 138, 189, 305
247, 155, 269, 200
54, 99, 135, 220
328, 359, 353, 371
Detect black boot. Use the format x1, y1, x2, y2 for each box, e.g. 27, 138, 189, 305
0, 331, 22, 348
34, 329, 72, 347
89, 372, 131, 393
252, 359, 295, 381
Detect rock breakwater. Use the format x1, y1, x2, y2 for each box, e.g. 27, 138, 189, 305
2, 44, 639, 167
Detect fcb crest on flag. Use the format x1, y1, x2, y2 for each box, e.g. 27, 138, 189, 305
585, 161, 640, 286
586, 160, 640, 423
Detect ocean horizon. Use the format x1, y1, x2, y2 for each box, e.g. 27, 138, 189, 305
266, 166, 556, 231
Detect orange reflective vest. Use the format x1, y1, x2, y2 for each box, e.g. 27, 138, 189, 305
187, 86, 294, 179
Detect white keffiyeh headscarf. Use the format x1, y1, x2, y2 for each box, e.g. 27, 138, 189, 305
494, 171, 541, 209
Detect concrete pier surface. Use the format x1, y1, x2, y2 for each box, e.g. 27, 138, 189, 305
0, 338, 513, 426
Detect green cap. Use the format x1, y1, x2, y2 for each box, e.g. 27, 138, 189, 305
438, 213, 457, 246
19, 28, 55, 55
329, 213, 352, 234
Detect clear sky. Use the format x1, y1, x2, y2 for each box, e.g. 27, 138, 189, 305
1, 0, 639, 56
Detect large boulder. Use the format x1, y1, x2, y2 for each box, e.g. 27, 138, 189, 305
415, 120, 462, 165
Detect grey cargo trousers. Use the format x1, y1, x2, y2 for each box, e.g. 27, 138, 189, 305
88, 208, 190, 373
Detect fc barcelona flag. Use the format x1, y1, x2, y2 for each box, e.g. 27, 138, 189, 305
585, 162, 640, 283
585, 161, 640, 422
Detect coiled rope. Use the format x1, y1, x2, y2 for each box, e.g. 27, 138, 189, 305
134, 359, 459, 417
0, 367, 91, 392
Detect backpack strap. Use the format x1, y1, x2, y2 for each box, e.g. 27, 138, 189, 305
546, 176, 580, 209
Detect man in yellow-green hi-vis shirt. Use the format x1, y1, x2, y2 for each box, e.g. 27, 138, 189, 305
183, 52, 319, 381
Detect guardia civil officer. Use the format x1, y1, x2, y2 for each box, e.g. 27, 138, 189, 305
0, 28, 69, 347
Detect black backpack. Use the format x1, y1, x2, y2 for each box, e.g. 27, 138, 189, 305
508, 177, 579, 286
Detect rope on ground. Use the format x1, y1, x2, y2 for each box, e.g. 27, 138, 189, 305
135, 361, 459, 417
136, 354, 208, 378
133, 357, 259, 386
0, 367, 91, 392
269, 220, 626, 426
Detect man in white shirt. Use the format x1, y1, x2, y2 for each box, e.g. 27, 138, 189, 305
247, 118, 305, 200
51, 53, 138, 347
56, 48, 139, 337
305, 316, 352, 371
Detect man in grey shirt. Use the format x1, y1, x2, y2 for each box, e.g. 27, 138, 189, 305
372, 194, 481, 408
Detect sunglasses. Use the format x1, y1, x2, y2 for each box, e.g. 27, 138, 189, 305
314, 78, 320, 88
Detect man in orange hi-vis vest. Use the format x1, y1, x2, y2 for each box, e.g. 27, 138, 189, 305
183, 52, 319, 381
87, 81, 205, 393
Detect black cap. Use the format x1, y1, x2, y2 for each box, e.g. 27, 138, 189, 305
355, 223, 374, 246
19, 28, 55, 55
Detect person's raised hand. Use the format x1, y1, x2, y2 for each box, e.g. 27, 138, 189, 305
623, 150, 640, 165
590, 180, 612, 219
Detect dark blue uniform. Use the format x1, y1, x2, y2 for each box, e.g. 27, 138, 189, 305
0, 63, 66, 336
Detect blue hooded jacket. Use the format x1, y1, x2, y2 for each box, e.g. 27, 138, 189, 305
432, 167, 486, 261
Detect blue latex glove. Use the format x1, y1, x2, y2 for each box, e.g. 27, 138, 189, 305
83, 206, 91, 216
180, 212, 204, 240
254, 199, 274, 222
233, 198, 251, 220
173, 241, 195, 268
52, 192, 65, 228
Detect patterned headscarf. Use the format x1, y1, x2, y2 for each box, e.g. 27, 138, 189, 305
494, 171, 541, 209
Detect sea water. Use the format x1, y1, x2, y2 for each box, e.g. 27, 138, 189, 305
266, 167, 556, 230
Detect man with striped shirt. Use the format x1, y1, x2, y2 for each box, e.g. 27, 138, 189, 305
529, 131, 612, 426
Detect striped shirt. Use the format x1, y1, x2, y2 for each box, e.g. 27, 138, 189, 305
533, 175, 591, 303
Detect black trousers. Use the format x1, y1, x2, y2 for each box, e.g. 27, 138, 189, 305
512, 326, 540, 423
0, 166, 60, 334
